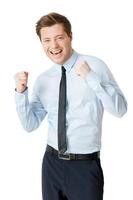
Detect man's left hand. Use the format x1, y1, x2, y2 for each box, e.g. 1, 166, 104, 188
75, 61, 91, 79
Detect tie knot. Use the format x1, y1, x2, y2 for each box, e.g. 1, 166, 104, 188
61, 66, 66, 74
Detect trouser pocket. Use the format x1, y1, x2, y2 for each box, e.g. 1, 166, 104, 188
94, 158, 104, 184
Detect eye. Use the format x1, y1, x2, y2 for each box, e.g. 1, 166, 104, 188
57, 36, 63, 40
42, 38, 50, 43
44, 39, 50, 43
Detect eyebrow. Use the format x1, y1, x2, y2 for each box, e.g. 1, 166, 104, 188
43, 34, 64, 40
55, 34, 64, 37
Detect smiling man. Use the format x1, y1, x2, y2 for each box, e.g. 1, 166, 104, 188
40, 24, 73, 64
14, 12, 127, 200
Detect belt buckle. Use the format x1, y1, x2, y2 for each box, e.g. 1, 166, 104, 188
58, 153, 71, 160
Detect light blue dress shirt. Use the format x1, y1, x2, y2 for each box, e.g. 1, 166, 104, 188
15, 51, 127, 153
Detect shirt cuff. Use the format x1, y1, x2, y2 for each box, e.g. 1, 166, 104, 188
15, 87, 29, 106
15, 86, 28, 93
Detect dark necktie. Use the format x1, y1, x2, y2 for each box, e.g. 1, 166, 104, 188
58, 66, 67, 154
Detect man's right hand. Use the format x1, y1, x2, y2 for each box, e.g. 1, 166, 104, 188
14, 71, 28, 93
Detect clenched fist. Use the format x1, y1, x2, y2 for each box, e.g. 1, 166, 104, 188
14, 71, 28, 93
75, 61, 91, 79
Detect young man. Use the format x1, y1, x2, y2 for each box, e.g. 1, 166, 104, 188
14, 12, 127, 200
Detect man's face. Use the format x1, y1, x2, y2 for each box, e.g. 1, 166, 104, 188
40, 24, 73, 65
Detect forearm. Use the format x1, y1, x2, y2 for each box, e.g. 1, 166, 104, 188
85, 71, 127, 117
15, 89, 46, 132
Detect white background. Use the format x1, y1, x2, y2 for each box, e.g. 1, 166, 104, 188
0, 0, 132, 199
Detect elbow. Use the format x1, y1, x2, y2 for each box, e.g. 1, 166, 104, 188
23, 115, 40, 132
107, 103, 127, 118
25, 128, 34, 133
23, 125, 34, 133
116, 111, 126, 118
113, 97, 128, 118
115, 104, 127, 118
23, 121, 38, 133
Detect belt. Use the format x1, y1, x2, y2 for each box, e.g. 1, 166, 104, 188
46, 145, 100, 160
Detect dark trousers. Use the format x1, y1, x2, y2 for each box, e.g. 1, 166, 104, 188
42, 151, 104, 200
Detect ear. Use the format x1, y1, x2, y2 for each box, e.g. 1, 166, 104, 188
69, 32, 73, 41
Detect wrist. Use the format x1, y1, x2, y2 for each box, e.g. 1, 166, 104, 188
15, 86, 28, 93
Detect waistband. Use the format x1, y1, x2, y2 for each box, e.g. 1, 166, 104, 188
46, 145, 100, 160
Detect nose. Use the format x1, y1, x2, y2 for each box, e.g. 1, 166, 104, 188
51, 39, 59, 48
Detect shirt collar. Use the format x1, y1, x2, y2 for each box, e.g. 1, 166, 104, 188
54, 50, 79, 73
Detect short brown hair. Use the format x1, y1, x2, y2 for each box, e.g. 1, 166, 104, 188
36, 12, 72, 40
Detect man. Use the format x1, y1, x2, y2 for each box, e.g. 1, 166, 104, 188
14, 12, 127, 200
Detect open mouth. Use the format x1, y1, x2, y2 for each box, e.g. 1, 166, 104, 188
50, 50, 62, 55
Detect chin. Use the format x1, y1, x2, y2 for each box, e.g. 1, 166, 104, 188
55, 61, 64, 65
52, 58, 64, 65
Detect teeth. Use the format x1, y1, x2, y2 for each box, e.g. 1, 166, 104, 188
50, 50, 62, 55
